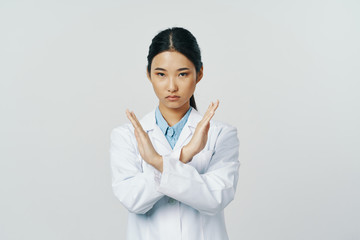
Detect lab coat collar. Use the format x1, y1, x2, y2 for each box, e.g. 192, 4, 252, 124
140, 106, 203, 131
140, 106, 203, 151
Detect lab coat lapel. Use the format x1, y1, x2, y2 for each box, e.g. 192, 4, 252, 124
152, 124, 172, 153
140, 108, 172, 153
174, 107, 203, 150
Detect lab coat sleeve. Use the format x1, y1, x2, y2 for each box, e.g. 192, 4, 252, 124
110, 125, 164, 214
157, 124, 240, 216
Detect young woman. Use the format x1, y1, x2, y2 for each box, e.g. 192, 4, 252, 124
110, 27, 240, 240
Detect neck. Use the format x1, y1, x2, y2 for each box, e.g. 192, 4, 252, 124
158, 102, 191, 127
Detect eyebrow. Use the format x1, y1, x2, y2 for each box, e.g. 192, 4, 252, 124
154, 67, 191, 71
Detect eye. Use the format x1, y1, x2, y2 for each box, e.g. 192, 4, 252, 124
156, 72, 165, 77
179, 72, 188, 77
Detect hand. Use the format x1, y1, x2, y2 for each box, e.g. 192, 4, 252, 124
126, 109, 163, 172
180, 100, 220, 163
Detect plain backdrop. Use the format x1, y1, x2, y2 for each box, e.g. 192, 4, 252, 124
1, 0, 359, 239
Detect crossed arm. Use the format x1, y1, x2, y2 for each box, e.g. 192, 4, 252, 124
125, 100, 219, 171
110, 100, 240, 215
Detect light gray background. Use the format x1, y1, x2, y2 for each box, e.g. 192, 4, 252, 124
1, 0, 359, 239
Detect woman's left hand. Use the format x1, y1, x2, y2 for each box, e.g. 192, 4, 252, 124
126, 109, 163, 172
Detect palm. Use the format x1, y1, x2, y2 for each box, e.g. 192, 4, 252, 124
187, 100, 219, 155
126, 110, 159, 165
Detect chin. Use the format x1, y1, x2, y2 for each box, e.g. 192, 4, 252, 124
162, 101, 187, 109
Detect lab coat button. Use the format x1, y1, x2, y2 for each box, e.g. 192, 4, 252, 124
168, 198, 176, 205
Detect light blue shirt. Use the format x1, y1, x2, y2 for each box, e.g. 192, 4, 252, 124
155, 106, 193, 149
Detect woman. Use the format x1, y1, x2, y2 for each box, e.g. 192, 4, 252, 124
110, 27, 240, 240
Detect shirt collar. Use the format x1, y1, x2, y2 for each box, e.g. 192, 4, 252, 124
140, 105, 203, 132
155, 106, 193, 136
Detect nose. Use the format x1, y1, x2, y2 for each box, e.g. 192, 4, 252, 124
167, 77, 178, 93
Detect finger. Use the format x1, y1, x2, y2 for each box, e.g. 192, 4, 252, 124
207, 100, 219, 116
133, 127, 139, 140
131, 113, 148, 137
127, 111, 145, 138
126, 109, 143, 131
131, 111, 143, 130
126, 109, 138, 128
134, 128, 143, 145
198, 102, 215, 127
202, 102, 214, 120
207, 99, 219, 112
204, 100, 220, 122
212, 99, 219, 112
210, 99, 219, 114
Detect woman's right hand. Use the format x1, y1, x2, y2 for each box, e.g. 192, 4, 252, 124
180, 100, 220, 163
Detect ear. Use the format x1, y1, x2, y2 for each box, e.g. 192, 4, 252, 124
196, 65, 203, 84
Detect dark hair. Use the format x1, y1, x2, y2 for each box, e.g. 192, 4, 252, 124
147, 27, 203, 110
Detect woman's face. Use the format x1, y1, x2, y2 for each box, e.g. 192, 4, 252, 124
147, 51, 203, 111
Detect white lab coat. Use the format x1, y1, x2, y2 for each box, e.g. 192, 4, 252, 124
110, 107, 240, 240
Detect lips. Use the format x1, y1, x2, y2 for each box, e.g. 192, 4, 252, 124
166, 95, 180, 101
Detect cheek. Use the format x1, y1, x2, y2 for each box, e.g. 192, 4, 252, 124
183, 79, 197, 92
151, 82, 168, 98
151, 81, 162, 91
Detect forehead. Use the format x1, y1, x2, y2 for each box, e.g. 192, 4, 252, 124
151, 51, 194, 70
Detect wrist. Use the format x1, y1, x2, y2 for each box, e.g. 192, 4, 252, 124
151, 154, 163, 172
180, 145, 195, 163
